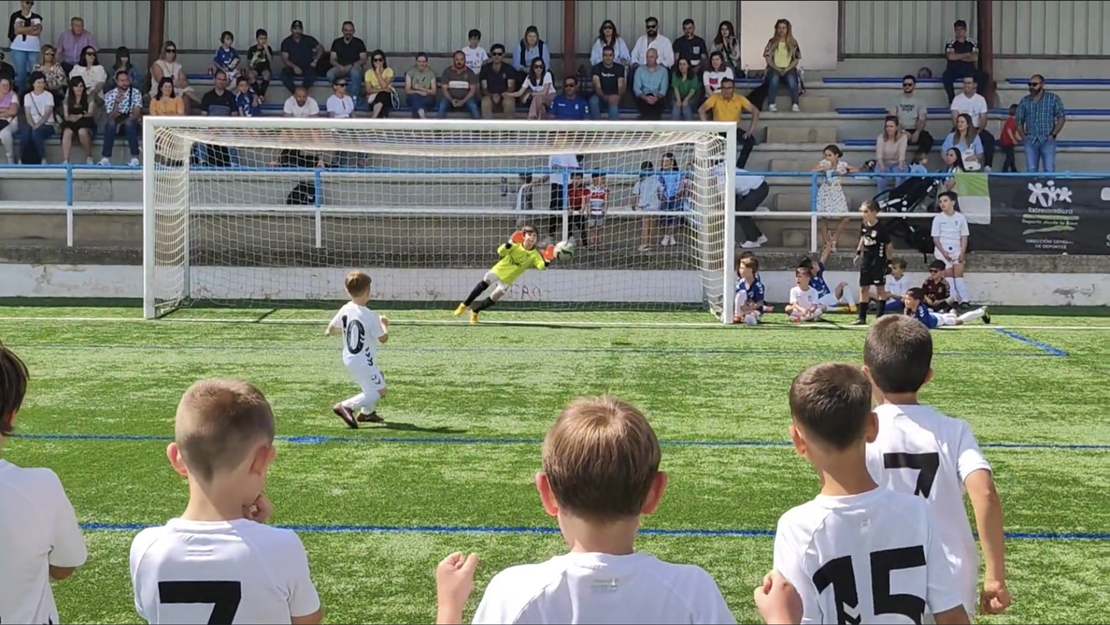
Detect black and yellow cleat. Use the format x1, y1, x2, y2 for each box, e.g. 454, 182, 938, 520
453, 303, 468, 316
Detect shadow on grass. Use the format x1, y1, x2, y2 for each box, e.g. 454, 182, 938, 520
379, 421, 467, 435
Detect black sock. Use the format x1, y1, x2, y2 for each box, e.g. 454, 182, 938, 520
876, 301, 886, 318
472, 297, 497, 313
463, 281, 489, 307
858, 302, 868, 322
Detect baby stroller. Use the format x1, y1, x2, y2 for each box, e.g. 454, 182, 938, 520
872, 170, 943, 260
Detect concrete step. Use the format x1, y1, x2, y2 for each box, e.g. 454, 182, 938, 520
771, 95, 832, 113
765, 126, 838, 144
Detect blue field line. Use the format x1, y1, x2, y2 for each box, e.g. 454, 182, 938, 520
17, 432, 1110, 451
77, 522, 1110, 541
992, 328, 1069, 357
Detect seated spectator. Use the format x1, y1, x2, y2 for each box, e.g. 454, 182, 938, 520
479, 43, 516, 119
511, 58, 553, 120
326, 77, 355, 119
942, 20, 988, 103
950, 77, 993, 167
462, 28, 488, 74
234, 76, 261, 117
363, 49, 394, 118
702, 51, 733, 97
328, 21, 367, 102
280, 20, 323, 93
672, 19, 708, 71
99, 69, 142, 167
891, 75, 934, 153
698, 78, 759, 167
149, 77, 184, 116
210, 31, 240, 83
436, 50, 479, 119
60, 76, 97, 164
942, 113, 984, 171
32, 45, 66, 114
713, 20, 742, 71
942, 147, 967, 191
1017, 74, 1066, 173
589, 45, 624, 120
109, 47, 139, 89
198, 71, 237, 167
150, 42, 195, 112
763, 19, 802, 112
246, 29, 273, 101
671, 58, 699, 120
18, 72, 54, 164
513, 26, 551, 83
278, 86, 322, 168
549, 76, 587, 121
0, 77, 19, 162
875, 116, 908, 194
55, 16, 96, 74
590, 20, 630, 67
69, 46, 105, 100
404, 53, 437, 119
633, 48, 669, 120
631, 17, 674, 70
9, 0, 44, 92
282, 84, 319, 117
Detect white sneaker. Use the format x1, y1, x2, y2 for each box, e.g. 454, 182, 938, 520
791, 104, 800, 112
98, 157, 111, 166
757, 234, 768, 245
129, 157, 140, 167
741, 240, 761, 249
85, 158, 94, 165
768, 104, 778, 112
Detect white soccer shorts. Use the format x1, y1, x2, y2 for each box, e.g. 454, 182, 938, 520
346, 362, 387, 394
817, 293, 840, 309
482, 270, 510, 291
934, 243, 962, 269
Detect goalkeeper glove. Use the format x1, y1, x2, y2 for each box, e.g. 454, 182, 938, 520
510, 231, 524, 245
541, 245, 556, 262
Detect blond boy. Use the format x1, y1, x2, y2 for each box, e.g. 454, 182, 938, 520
326, 271, 390, 428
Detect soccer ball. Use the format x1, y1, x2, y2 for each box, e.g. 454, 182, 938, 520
554, 240, 574, 261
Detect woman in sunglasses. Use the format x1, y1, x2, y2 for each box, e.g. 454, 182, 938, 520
363, 49, 394, 118
509, 58, 553, 120
150, 41, 196, 112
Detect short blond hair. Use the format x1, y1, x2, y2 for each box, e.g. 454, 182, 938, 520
345, 271, 371, 297
542, 395, 661, 522
175, 379, 275, 482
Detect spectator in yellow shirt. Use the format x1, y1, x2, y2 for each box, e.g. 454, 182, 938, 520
363, 49, 395, 118
698, 78, 759, 167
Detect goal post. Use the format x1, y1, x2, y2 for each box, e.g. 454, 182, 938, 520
142, 116, 738, 323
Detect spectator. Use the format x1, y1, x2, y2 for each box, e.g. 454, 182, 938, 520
549, 76, 587, 121
875, 116, 908, 194
1016, 74, 1066, 173
713, 20, 742, 71
68, 46, 105, 100
328, 21, 367, 102
8, 0, 43, 91
698, 78, 759, 167
404, 52, 437, 118
246, 29, 273, 101
54, 16, 95, 74
109, 47, 139, 89
234, 76, 261, 117
891, 74, 934, 154
763, 19, 802, 112
198, 71, 237, 167
702, 51, 733, 96
479, 43, 516, 119
672, 19, 708, 71
999, 104, 1019, 172
671, 58, 699, 120
149, 77, 184, 116
280, 20, 323, 93
631, 16, 674, 70
32, 44, 65, 114
735, 168, 769, 249
17, 72, 53, 164
210, 31, 240, 83
436, 50, 479, 119
150, 42, 195, 112
633, 48, 668, 120
512, 26, 550, 82
363, 50, 394, 118
462, 28, 487, 74
0, 76, 18, 162
942, 20, 988, 103
588, 45, 624, 120
942, 147, 967, 192
941, 113, 984, 171
511, 58, 553, 120
949, 76, 993, 168
59, 76, 96, 164
282, 84, 319, 117
98, 69, 141, 167
590, 20, 630, 67
326, 77, 354, 118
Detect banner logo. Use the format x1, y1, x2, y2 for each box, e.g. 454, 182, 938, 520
1027, 180, 1073, 207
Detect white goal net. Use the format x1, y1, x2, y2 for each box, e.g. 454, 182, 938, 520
143, 118, 738, 322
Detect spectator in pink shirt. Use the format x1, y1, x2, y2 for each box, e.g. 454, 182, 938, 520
55, 17, 96, 73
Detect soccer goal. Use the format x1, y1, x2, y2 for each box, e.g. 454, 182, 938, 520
143, 117, 739, 323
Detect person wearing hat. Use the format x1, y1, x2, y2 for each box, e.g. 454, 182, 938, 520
280, 19, 324, 94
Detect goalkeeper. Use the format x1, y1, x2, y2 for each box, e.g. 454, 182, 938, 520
454, 225, 559, 324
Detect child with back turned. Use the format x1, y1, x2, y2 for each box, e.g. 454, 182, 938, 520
326, 271, 390, 428
129, 379, 323, 625
0, 342, 87, 625
863, 315, 1010, 618
774, 362, 970, 624
434, 395, 738, 624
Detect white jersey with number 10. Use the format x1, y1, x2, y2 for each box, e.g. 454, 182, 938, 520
330, 302, 385, 367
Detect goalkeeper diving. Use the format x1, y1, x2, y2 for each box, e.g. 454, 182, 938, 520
454, 225, 569, 324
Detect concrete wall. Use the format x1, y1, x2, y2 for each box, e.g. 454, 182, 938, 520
994, 0, 1110, 57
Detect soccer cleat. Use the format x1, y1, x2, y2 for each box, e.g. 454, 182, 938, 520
357, 411, 384, 423
332, 404, 359, 429
470, 312, 480, 325
848, 318, 867, 326
982, 307, 992, 324
847, 304, 858, 313
453, 303, 468, 316
732, 315, 742, 324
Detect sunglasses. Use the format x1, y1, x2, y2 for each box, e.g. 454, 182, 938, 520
1029, 82, 1042, 87
902, 82, 914, 87
491, 51, 503, 56
564, 83, 576, 88
165, 49, 177, 53
373, 57, 384, 62
335, 82, 348, 87
647, 24, 658, 29
928, 269, 940, 273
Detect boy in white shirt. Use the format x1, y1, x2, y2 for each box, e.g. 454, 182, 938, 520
785, 267, 822, 322
0, 342, 87, 625
326, 271, 390, 428
931, 191, 971, 306
435, 395, 736, 625
129, 379, 323, 625
774, 362, 970, 625
883, 257, 911, 313
462, 29, 488, 74
862, 316, 1009, 618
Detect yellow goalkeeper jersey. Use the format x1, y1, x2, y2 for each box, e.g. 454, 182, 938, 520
490, 243, 547, 286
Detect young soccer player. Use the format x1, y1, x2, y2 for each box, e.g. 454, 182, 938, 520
851, 200, 893, 326
883, 257, 911, 313
454, 225, 558, 324
568, 171, 590, 247
922, 260, 954, 312
129, 378, 323, 625
774, 362, 970, 625
587, 172, 608, 247
931, 191, 971, 308
326, 271, 390, 428
0, 342, 87, 625
434, 395, 736, 624
903, 287, 990, 328
799, 242, 857, 314
863, 315, 1011, 617
785, 267, 822, 322
733, 256, 766, 325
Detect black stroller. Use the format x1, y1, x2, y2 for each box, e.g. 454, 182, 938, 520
871, 170, 944, 260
